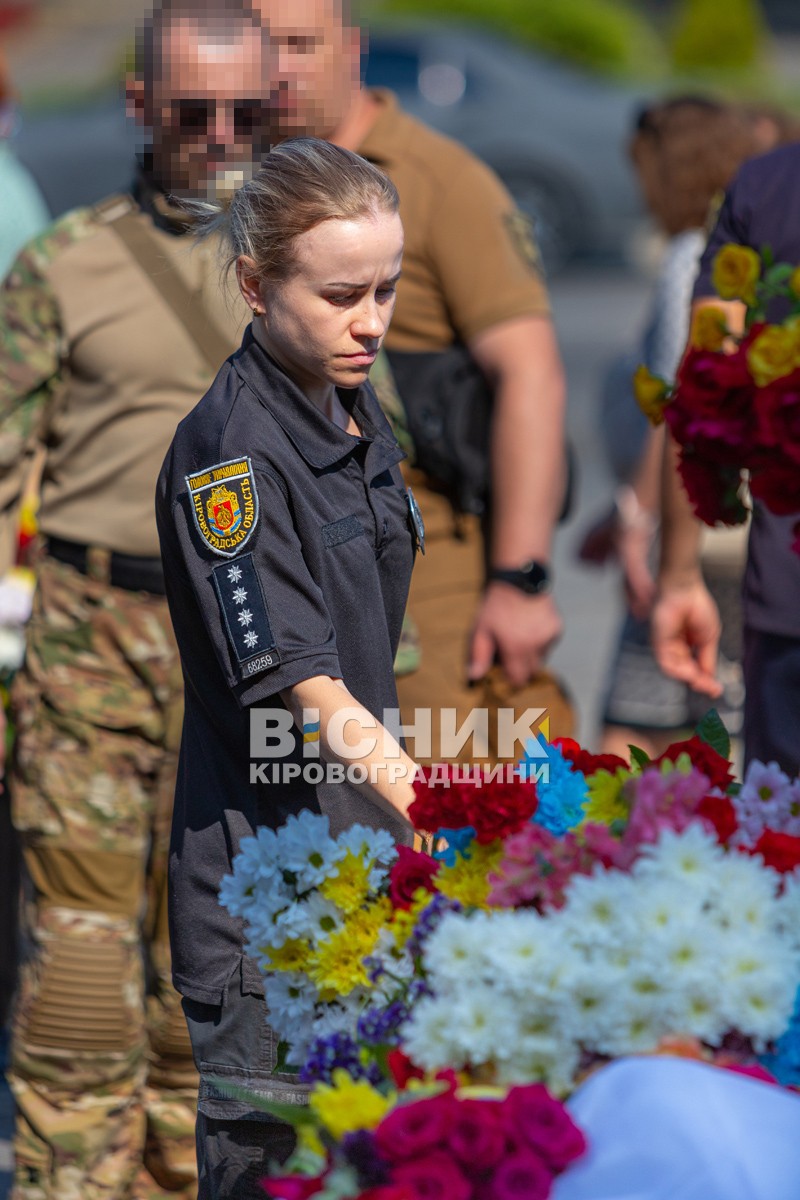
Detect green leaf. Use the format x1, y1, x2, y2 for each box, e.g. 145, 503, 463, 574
274, 1041, 299, 1075
694, 709, 730, 760
764, 262, 794, 287
762, 244, 775, 268
628, 744, 651, 771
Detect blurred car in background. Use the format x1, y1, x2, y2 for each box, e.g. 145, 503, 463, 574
365, 24, 644, 271
13, 22, 645, 272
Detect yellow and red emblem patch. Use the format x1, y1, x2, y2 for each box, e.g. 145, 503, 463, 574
186, 457, 258, 557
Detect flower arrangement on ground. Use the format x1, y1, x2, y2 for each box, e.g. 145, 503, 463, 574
634, 242, 800, 550
220, 712, 800, 1197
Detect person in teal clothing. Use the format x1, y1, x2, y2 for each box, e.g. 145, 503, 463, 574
0, 52, 49, 278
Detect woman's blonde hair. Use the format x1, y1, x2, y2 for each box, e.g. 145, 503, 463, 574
223, 137, 399, 282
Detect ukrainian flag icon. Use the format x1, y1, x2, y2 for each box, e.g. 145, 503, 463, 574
302, 719, 321, 757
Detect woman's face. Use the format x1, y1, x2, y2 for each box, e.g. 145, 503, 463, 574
255, 208, 404, 402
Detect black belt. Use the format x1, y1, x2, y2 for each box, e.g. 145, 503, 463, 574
46, 537, 167, 595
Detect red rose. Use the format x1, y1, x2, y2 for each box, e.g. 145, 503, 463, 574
752, 829, 800, 873
374, 1094, 456, 1162
554, 738, 628, 776
488, 1150, 553, 1200
752, 379, 800, 465
676, 454, 747, 526
261, 1178, 324, 1199
446, 1098, 508, 1170
360, 1188, 415, 1200
386, 1050, 425, 1090
502, 1084, 587, 1172
391, 1153, 472, 1200
388, 846, 440, 910
654, 736, 735, 791
696, 794, 738, 844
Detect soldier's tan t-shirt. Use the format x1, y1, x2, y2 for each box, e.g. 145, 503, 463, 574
0, 197, 245, 558
358, 90, 551, 352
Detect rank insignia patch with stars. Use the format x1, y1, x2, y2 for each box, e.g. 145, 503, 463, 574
211, 554, 280, 678
186, 457, 259, 557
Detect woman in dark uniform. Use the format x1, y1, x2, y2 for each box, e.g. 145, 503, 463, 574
155, 138, 418, 1198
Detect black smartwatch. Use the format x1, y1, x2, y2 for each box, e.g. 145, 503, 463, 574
488, 560, 551, 596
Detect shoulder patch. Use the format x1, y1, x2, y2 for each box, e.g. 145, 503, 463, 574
186, 456, 259, 557
211, 553, 280, 677
503, 210, 544, 278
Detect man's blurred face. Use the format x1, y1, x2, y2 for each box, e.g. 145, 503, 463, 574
146, 17, 269, 200
254, 0, 362, 141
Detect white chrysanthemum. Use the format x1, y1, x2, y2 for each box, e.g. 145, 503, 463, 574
450, 984, 519, 1065
707, 855, 781, 932
558, 870, 638, 951
219, 868, 258, 919
670, 977, 729, 1044
422, 911, 492, 984
264, 972, 316, 1031
402, 995, 463, 1071
481, 910, 554, 985
369, 930, 415, 1002
776, 870, 800, 951
287, 892, 344, 943
276, 810, 344, 891
558, 961, 627, 1042
634, 824, 724, 887
497, 1032, 580, 1095
721, 969, 797, 1047
592, 992, 670, 1056
634, 878, 705, 937
338, 824, 397, 887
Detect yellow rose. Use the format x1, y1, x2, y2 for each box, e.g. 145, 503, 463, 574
790, 266, 800, 299
710, 244, 761, 305
632, 364, 669, 426
746, 321, 800, 387
689, 305, 728, 352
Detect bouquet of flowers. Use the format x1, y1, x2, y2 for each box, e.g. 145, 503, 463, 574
634, 243, 800, 550
220, 713, 800, 1198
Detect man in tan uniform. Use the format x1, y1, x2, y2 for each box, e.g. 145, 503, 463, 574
0, 3, 269, 1196
253, 0, 573, 763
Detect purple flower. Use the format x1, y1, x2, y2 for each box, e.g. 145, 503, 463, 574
341, 1129, 391, 1187
299, 1032, 381, 1086
406, 893, 463, 959
357, 1000, 409, 1046
734, 760, 800, 845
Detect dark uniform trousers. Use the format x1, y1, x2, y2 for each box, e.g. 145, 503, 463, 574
8, 548, 197, 1200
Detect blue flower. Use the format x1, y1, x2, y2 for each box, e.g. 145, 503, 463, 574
521, 735, 588, 836
433, 825, 476, 867
760, 984, 800, 1086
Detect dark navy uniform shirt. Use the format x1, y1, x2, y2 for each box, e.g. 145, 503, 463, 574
694, 143, 800, 639
156, 327, 416, 1003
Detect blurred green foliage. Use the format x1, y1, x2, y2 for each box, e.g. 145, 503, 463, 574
671, 0, 766, 72
364, 0, 666, 77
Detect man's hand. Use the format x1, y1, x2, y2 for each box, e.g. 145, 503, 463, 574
468, 583, 563, 689
651, 580, 722, 697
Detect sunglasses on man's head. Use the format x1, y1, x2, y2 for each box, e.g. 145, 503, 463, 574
169, 99, 269, 137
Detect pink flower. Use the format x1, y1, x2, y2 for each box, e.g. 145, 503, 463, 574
488, 1150, 553, 1200
446, 1098, 508, 1170
261, 1178, 324, 1199
621, 766, 712, 858
391, 1152, 472, 1200
374, 1094, 455, 1162
488, 823, 623, 911
502, 1084, 587, 1172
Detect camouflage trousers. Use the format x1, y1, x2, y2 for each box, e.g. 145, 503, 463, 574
7, 553, 197, 1200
